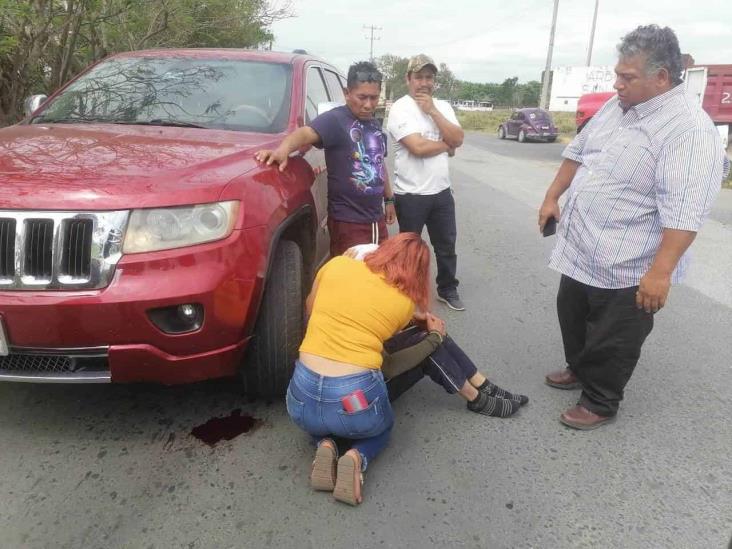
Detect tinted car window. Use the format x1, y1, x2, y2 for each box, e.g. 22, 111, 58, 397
322, 69, 345, 104
305, 67, 331, 124
33, 57, 293, 133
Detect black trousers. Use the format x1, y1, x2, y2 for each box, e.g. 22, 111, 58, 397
394, 188, 459, 296
557, 275, 654, 416
384, 329, 477, 402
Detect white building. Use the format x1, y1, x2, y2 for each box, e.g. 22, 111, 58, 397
549, 65, 615, 112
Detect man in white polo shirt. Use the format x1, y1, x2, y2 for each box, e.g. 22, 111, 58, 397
386, 54, 465, 311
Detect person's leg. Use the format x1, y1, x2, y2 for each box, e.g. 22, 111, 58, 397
572, 285, 654, 417
376, 217, 389, 244
438, 335, 529, 405
394, 193, 429, 235
331, 372, 394, 505
420, 341, 521, 417
546, 275, 590, 389
425, 189, 459, 299
328, 218, 384, 257
557, 275, 590, 372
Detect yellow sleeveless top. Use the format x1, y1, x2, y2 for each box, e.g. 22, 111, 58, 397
299, 256, 415, 369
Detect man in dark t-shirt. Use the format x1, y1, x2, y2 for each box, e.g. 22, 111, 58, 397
255, 61, 395, 256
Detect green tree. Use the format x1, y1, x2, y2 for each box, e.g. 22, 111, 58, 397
375, 53, 408, 101
0, 0, 291, 125
435, 62, 457, 100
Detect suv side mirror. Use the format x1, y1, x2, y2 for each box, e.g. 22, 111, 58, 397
317, 101, 341, 116
24, 94, 48, 117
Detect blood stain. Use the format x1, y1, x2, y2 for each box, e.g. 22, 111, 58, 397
191, 409, 262, 446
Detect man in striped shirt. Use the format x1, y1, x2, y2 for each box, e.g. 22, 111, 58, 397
538, 25, 730, 430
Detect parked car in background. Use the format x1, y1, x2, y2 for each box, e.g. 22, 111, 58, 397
0, 49, 345, 396
497, 108, 558, 143
575, 91, 615, 132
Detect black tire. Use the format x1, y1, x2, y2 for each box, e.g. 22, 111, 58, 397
242, 240, 303, 397
547, 136, 557, 143
498, 126, 506, 139
518, 130, 527, 143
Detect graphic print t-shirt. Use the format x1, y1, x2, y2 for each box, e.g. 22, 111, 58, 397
309, 106, 387, 223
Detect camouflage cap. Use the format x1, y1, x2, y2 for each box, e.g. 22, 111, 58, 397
407, 54, 438, 74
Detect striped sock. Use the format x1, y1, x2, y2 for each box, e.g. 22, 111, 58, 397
467, 391, 520, 418
478, 380, 529, 406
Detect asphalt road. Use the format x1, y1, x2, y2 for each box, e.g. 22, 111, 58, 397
1, 132, 730, 549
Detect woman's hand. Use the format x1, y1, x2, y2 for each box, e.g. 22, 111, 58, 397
425, 312, 446, 336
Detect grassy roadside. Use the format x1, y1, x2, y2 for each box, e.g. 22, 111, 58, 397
723, 169, 732, 189
456, 109, 577, 143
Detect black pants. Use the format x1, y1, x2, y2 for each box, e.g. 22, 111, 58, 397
384, 329, 477, 402
394, 188, 459, 296
557, 275, 654, 416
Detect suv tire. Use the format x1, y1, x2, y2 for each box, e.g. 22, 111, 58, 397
498, 126, 506, 139
518, 130, 527, 143
242, 240, 303, 397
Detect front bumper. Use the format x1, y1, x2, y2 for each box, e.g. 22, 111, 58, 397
0, 227, 267, 384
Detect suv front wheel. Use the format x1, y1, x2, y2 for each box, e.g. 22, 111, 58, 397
242, 240, 304, 397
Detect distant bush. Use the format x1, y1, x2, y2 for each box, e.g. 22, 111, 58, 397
456, 110, 576, 135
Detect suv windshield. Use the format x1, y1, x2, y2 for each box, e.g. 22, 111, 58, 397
32, 57, 292, 133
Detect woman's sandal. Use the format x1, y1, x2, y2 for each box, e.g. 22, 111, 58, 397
333, 450, 364, 506
310, 439, 337, 491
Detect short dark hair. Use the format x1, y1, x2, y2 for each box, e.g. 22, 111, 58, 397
617, 25, 683, 85
346, 61, 382, 89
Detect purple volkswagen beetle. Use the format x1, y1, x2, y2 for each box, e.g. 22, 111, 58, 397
498, 108, 558, 143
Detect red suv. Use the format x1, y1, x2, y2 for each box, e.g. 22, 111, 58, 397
0, 49, 344, 395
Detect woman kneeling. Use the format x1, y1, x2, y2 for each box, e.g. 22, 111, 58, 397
286, 233, 430, 506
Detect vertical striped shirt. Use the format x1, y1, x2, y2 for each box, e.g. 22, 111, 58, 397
550, 84, 730, 289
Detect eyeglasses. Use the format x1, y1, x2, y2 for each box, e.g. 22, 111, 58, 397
354, 71, 382, 83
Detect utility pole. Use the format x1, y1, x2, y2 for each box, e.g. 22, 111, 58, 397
586, 0, 599, 66
540, 0, 559, 110
363, 25, 382, 61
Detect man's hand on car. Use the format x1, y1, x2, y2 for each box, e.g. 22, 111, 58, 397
254, 148, 290, 172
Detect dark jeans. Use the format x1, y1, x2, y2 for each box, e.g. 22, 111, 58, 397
557, 275, 654, 416
394, 189, 459, 296
384, 328, 477, 402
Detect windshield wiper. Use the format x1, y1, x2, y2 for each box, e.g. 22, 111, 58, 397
115, 119, 207, 129
31, 116, 106, 124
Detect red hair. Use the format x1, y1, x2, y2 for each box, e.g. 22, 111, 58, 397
364, 233, 431, 311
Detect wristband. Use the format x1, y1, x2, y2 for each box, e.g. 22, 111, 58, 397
384, 197, 395, 205
428, 330, 444, 344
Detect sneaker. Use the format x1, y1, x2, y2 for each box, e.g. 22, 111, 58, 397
437, 292, 465, 311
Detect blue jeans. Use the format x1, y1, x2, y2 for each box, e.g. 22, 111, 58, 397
286, 360, 394, 471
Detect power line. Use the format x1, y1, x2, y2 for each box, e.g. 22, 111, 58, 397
363, 25, 382, 61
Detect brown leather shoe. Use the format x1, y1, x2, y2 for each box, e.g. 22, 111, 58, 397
559, 405, 616, 430
544, 368, 581, 390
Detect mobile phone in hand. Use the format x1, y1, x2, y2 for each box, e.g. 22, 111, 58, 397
542, 216, 557, 237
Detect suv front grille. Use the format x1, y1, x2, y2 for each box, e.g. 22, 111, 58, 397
0, 210, 129, 290
0, 353, 73, 372
0, 219, 15, 277
61, 219, 94, 278
24, 219, 54, 277
0, 347, 110, 382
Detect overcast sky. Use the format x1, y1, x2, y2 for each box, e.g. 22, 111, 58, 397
271, 0, 732, 83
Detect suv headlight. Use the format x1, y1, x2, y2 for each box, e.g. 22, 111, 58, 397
123, 201, 239, 253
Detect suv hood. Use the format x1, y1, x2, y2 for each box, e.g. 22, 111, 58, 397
0, 124, 278, 210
